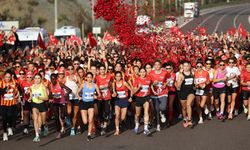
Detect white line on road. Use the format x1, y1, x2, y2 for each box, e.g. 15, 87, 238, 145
213, 8, 244, 34
233, 8, 249, 28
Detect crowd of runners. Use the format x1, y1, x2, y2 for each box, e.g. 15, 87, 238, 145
0, 26, 250, 142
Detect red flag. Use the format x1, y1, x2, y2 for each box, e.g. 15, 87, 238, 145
37, 33, 46, 50
227, 28, 236, 36
103, 31, 115, 41
238, 23, 247, 38
88, 33, 97, 48
49, 34, 59, 45
68, 35, 82, 45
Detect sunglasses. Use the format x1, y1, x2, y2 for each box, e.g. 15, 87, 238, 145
206, 62, 211, 65
73, 63, 79, 65
166, 67, 172, 70
27, 76, 33, 78
108, 68, 113, 70
219, 64, 225, 66
16, 66, 20, 68
49, 67, 55, 70
20, 73, 25, 75
228, 62, 234, 64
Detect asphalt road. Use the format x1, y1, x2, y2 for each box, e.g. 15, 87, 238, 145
181, 3, 250, 34
0, 112, 250, 150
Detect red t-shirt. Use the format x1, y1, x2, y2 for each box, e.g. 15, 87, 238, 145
167, 72, 176, 92
115, 81, 129, 99
240, 71, 250, 91
133, 76, 152, 97
194, 70, 210, 86
20, 81, 33, 101
148, 69, 170, 97
96, 74, 112, 100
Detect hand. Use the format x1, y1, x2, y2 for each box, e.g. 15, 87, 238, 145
112, 92, 117, 97
128, 97, 133, 102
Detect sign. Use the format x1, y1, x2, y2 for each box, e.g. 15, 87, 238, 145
92, 27, 101, 34
0, 21, 19, 31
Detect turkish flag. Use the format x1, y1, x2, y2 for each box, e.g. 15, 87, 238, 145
238, 23, 247, 38
49, 34, 59, 45
103, 31, 115, 41
37, 33, 46, 50
68, 35, 82, 45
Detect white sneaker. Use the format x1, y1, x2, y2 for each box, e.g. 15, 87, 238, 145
204, 107, 209, 115
23, 128, 29, 134
208, 113, 212, 120
156, 124, 161, 132
7, 128, 13, 136
160, 112, 166, 123
243, 105, 248, 114
3, 133, 8, 141
247, 115, 250, 121
198, 117, 204, 124
234, 110, 239, 116
178, 114, 183, 119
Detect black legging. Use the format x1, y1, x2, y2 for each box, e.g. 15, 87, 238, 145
97, 100, 111, 122
1, 105, 17, 132
53, 103, 66, 132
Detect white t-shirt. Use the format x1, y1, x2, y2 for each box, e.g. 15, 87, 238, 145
226, 66, 240, 88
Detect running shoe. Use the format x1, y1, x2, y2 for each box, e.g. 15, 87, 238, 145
70, 128, 75, 136
183, 122, 188, 128
218, 115, 225, 120
216, 112, 221, 119
56, 132, 62, 139
243, 105, 248, 114
247, 115, 250, 121
143, 129, 151, 136
76, 127, 81, 135
23, 128, 29, 135
3, 133, 8, 141
187, 121, 193, 127
198, 117, 204, 124
160, 112, 166, 123
7, 128, 13, 136
204, 107, 209, 115
156, 124, 161, 131
134, 127, 139, 134
208, 113, 212, 120
33, 136, 40, 143
43, 126, 49, 136
100, 129, 106, 136
234, 109, 239, 116
87, 135, 92, 142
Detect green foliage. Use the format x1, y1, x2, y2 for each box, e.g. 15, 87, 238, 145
37, 17, 47, 26
27, 0, 39, 6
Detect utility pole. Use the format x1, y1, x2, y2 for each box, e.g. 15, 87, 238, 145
135, 0, 137, 18
92, 0, 95, 27
153, 0, 155, 22
54, 0, 58, 31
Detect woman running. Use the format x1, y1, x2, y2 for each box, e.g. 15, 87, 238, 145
95, 65, 112, 135
49, 73, 72, 138
112, 71, 132, 136
176, 61, 195, 128
225, 58, 240, 119
240, 62, 250, 120
149, 60, 169, 131
29, 73, 49, 142
77, 72, 101, 141
65, 64, 80, 136
20, 72, 33, 134
165, 63, 177, 124
212, 60, 227, 120
0, 70, 19, 141
133, 67, 151, 135
194, 61, 210, 124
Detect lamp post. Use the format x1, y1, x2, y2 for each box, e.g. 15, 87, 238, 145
54, 0, 58, 31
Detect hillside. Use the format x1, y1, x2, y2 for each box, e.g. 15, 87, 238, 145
0, 0, 99, 33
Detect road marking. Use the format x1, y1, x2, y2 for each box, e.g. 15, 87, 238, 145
213, 8, 244, 33
233, 8, 249, 28
248, 15, 250, 26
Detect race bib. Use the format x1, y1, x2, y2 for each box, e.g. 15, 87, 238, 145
24, 87, 29, 94
32, 92, 41, 98
141, 85, 149, 92
53, 92, 62, 99
167, 78, 174, 86
196, 89, 204, 96
117, 91, 126, 98
4, 93, 14, 100
84, 92, 94, 99
101, 88, 109, 98
185, 78, 193, 85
